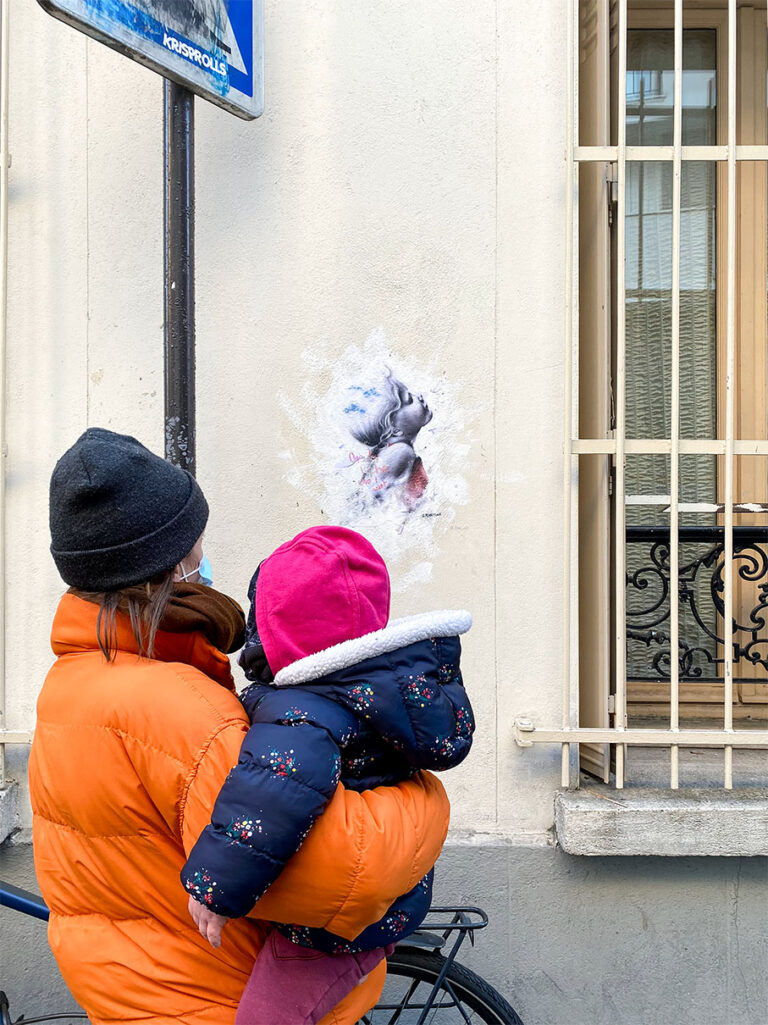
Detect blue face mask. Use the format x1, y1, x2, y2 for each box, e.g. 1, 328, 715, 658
198, 555, 213, 587
179, 554, 213, 586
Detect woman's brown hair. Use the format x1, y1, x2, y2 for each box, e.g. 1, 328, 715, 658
72, 570, 176, 662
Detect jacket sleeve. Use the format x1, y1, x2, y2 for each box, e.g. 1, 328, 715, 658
372, 636, 475, 771
181, 720, 341, 917
179, 721, 450, 940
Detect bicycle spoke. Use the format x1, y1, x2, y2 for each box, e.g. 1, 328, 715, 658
423, 989, 468, 1025
443, 980, 474, 1025
388, 974, 421, 1025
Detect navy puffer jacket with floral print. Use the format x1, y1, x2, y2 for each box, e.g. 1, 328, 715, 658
181, 624, 473, 946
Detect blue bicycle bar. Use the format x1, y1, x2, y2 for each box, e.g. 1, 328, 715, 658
0, 880, 50, 921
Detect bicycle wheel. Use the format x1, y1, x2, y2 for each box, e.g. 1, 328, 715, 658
360, 948, 524, 1025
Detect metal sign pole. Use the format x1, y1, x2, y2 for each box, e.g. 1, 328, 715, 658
39, 1, 265, 474
163, 79, 195, 475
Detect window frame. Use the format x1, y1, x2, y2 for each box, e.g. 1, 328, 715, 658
577, 2, 768, 787
513, 0, 768, 794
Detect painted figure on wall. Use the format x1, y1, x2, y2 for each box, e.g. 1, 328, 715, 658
346, 370, 433, 511
280, 328, 474, 588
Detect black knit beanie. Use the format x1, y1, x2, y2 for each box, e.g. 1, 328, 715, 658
49, 427, 209, 591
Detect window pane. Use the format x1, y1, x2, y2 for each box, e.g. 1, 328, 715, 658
625, 29, 718, 682
626, 29, 717, 147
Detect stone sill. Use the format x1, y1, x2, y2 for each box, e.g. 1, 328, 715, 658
555, 786, 768, 856
0, 783, 19, 845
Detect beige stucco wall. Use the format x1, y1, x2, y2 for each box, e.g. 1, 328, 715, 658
4, 0, 567, 838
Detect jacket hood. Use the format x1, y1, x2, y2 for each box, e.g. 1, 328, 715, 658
51, 592, 236, 690
256, 526, 391, 676
273, 608, 472, 686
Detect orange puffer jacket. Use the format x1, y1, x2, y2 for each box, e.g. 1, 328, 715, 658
29, 594, 450, 1025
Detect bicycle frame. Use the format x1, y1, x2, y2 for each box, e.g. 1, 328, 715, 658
1, 882, 85, 1024
1, 879, 49, 921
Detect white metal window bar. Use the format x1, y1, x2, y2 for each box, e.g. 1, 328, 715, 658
516, 0, 768, 789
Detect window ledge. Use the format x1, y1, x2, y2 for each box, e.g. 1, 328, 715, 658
0, 783, 19, 845
555, 786, 768, 856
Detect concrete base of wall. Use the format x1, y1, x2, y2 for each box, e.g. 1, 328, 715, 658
2, 838, 767, 1025
434, 841, 768, 1025
556, 786, 768, 856
0, 784, 19, 844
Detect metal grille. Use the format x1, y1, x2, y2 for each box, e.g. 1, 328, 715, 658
516, 0, 768, 789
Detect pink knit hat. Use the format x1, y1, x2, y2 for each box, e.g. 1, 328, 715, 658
255, 526, 391, 675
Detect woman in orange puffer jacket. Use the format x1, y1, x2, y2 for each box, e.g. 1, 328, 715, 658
29, 428, 450, 1025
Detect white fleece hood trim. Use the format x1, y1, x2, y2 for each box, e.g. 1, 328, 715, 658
273, 609, 472, 687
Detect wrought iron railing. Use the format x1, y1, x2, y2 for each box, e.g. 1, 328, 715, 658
626, 525, 768, 682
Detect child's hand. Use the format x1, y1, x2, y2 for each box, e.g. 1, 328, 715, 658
188, 895, 228, 948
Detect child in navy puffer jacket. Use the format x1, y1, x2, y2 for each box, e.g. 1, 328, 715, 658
182, 526, 474, 1025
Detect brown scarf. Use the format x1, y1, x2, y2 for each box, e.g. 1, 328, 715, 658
77, 582, 246, 654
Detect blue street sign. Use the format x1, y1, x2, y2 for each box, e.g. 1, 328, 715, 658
38, 0, 264, 120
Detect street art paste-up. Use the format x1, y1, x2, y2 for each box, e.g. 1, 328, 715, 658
280, 330, 474, 592
346, 370, 433, 511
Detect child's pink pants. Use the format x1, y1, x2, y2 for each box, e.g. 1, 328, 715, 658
235, 930, 395, 1025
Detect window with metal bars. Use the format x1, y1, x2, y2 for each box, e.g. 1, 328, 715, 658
515, 0, 768, 791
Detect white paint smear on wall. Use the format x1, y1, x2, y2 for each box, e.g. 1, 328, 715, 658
280, 328, 475, 592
